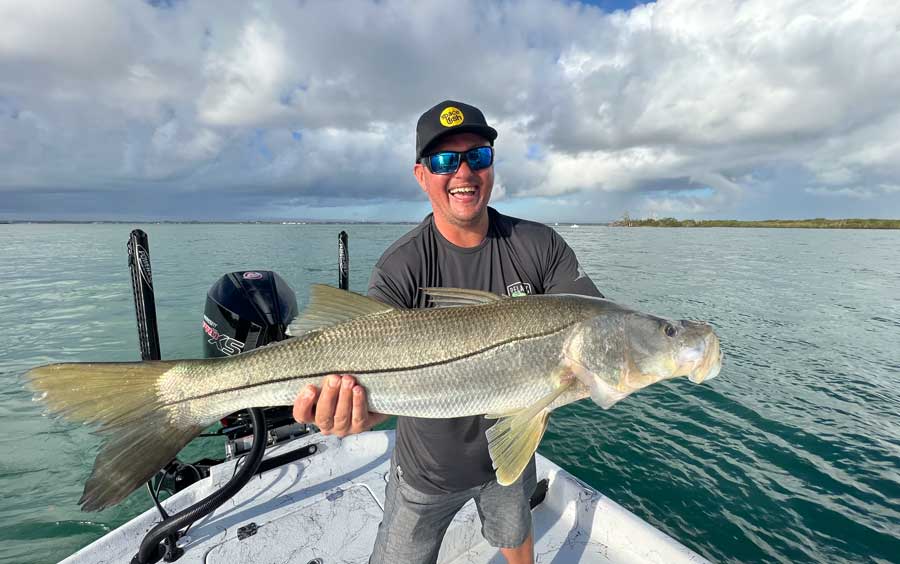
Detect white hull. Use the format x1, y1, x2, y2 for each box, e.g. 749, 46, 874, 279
61, 431, 708, 563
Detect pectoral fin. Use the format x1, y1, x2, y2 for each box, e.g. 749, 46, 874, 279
485, 378, 572, 486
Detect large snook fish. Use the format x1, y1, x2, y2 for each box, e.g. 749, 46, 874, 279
27, 285, 722, 511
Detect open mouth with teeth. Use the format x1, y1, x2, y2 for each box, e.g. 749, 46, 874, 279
448, 186, 478, 202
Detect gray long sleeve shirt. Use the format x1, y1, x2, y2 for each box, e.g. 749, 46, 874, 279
367, 207, 603, 493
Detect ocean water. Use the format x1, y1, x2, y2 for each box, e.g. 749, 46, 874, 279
0, 222, 898, 564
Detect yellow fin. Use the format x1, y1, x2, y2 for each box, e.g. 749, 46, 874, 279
484, 408, 521, 420
288, 284, 395, 336
421, 287, 504, 308
28, 361, 175, 429
27, 360, 205, 510
485, 379, 571, 485
488, 410, 551, 486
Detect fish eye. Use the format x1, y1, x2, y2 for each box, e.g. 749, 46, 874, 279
663, 323, 677, 338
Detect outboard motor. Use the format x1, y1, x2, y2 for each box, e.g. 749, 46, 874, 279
202, 270, 297, 358
131, 236, 344, 564
202, 270, 308, 455
151, 271, 307, 501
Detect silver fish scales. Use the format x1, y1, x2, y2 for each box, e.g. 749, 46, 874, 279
28, 285, 722, 510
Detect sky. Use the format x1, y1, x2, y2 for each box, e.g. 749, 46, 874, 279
1, 0, 899, 223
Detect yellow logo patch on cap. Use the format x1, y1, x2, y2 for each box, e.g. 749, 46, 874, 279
439, 107, 464, 128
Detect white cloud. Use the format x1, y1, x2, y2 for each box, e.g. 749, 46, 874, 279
0, 0, 898, 220
199, 17, 291, 127
641, 195, 715, 217
538, 147, 689, 195
804, 187, 874, 199
805, 184, 899, 200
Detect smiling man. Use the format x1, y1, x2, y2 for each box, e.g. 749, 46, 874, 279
294, 100, 603, 563
411, 104, 496, 247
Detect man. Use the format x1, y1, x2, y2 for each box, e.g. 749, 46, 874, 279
293, 100, 603, 564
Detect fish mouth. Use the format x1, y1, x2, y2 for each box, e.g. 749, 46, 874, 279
683, 333, 723, 384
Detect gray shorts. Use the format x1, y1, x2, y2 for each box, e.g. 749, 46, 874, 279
369, 456, 536, 564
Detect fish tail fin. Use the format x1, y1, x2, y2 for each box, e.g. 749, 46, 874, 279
27, 361, 204, 511
28, 361, 174, 428
79, 412, 204, 511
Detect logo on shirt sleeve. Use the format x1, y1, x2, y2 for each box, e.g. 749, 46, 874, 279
575, 265, 587, 282
506, 281, 533, 297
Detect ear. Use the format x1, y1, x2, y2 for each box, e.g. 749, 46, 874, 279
413, 162, 428, 193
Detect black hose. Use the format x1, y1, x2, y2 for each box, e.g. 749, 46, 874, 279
132, 407, 267, 564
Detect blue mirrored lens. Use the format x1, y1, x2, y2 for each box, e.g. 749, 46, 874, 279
466, 147, 493, 170
426, 147, 493, 174
429, 152, 460, 174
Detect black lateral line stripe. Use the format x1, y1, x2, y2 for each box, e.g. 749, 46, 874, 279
160, 323, 576, 408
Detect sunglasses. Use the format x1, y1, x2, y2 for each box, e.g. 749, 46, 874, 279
420, 146, 494, 175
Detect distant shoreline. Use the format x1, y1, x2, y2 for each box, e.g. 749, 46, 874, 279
2, 218, 899, 229
609, 218, 900, 229
0, 220, 418, 225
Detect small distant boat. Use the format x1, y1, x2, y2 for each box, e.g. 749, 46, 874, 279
571, 224, 580, 228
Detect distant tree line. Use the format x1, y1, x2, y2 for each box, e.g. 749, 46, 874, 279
610, 214, 900, 229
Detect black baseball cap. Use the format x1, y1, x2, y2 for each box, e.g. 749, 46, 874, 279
415, 100, 498, 161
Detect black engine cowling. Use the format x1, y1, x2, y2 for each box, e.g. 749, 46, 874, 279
201, 270, 302, 445
202, 270, 298, 358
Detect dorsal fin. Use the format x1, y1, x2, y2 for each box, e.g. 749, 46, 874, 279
287, 284, 395, 336
421, 287, 505, 308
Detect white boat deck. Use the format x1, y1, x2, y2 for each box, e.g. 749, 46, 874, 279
61, 431, 708, 564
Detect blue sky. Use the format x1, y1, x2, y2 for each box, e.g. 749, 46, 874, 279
1, 0, 898, 222
581, 0, 650, 11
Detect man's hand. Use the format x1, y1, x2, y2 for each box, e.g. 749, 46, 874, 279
292, 374, 389, 437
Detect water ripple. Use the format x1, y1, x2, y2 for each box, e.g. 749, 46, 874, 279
2, 224, 900, 563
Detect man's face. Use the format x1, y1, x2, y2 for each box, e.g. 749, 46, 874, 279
414, 132, 494, 229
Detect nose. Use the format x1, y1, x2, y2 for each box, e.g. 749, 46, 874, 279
453, 159, 478, 180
